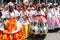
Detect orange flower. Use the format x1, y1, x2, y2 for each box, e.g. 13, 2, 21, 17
2, 34, 7, 40
9, 35, 13, 40
14, 33, 19, 38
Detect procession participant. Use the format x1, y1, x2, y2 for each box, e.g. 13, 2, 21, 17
47, 3, 53, 19
40, 3, 47, 16
47, 3, 60, 29
22, 4, 31, 24
23, 4, 29, 16
2, 2, 19, 31
47, 3, 55, 29
54, 3, 60, 27
4, 5, 8, 11
36, 3, 40, 12
1, 5, 9, 16
1, 2, 24, 40
17, 5, 21, 12
37, 4, 47, 23
26, 7, 32, 23
26, 7, 31, 17
16, 5, 23, 17
30, 6, 41, 23
2, 2, 20, 19
47, 3, 53, 11
57, 8, 60, 24
16, 5, 22, 20
30, 6, 37, 16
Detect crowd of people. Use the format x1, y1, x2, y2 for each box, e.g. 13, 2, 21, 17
0, 2, 60, 30
0, 2, 60, 40
0, 2, 60, 29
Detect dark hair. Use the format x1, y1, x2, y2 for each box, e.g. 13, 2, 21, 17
40, 4, 46, 8
49, 5, 53, 8
0, 10, 1, 11
37, 7, 40, 11
14, 4, 17, 10
0, 11, 2, 17
9, 6, 14, 12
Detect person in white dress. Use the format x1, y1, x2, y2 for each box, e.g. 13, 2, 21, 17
38, 4, 47, 23
47, 3, 60, 29
1, 2, 20, 19
54, 3, 60, 27
30, 7, 37, 16
1, 2, 21, 33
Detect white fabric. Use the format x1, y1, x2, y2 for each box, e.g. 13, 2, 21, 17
47, 8, 55, 18
8, 2, 14, 6
54, 3, 58, 5
48, 3, 52, 6
30, 10, 37, 16
40, 9, 46, 16
24, 10, 30, 15
18, 10, 24, 17
23, 0, 28, 4
1, 10, 20, 18
47, 8, 60, 29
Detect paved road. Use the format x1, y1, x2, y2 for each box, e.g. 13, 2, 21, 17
28, 29, 60, 40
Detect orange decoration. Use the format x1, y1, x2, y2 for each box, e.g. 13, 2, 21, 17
0, 18, 24, 40
5, 18, 17, 32
2, 34, 7, 40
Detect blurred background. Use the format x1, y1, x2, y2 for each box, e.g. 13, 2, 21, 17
0, 0, 60, 6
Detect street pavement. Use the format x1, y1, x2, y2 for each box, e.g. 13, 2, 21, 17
28, 29, 60, 40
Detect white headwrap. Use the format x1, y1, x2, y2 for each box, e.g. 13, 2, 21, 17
42, 2, 45, 5
54, 3, 58, 6
48, 3, 52, 6
8, 2, 14, 6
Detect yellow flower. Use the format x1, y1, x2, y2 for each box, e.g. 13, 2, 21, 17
10, 35, 13, 39
14, 34, 19, 38
2, 34, 7, 39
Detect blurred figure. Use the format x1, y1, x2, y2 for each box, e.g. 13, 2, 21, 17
54, 3, 60, 27
39, 3, 47, 23
1, 4, 5, 15
1, 2, 20, 19
4, 5, 8, 11
17, 5, 21, 12
47, 3, 60, 29
0, 10, 2, 18
0, 10, 2, 23
23, 4, 29, 17
30, 6, 37, 16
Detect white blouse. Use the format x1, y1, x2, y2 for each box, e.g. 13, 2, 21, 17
1, 10, 20, 18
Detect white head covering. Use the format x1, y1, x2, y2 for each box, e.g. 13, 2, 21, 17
42, 2, 45, 5
47, 3, 52, 6
31, 7, 35, 10
54, 3, 58, 6
8, 2, 14, 6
